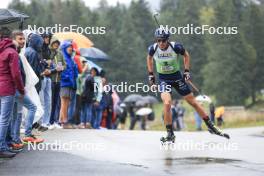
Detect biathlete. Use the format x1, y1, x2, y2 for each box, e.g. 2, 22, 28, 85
146, 27, 230, 143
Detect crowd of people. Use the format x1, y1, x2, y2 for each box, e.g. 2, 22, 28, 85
0, 27, 120, 158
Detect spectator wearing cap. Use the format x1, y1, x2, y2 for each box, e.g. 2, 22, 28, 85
39, 32, 53, 129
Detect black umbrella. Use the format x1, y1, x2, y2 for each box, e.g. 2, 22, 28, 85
0, 9, 29, 28
80, 47, 109, 62
124, 94, 143, 103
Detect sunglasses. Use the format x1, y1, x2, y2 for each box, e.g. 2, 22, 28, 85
157, 39, 167, 43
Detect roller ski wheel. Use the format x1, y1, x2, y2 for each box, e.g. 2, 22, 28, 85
205, 119, 230, 139
160, 134, 175, 145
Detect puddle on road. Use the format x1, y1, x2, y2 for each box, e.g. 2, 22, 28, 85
119, 163, 149, 169
164, 157, 241, 165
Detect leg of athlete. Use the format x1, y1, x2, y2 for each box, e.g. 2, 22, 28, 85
160, 92, 175, 143
184, 93, 230, 139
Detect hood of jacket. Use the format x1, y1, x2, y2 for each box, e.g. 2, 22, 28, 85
28, 33, 43, 52
60, 40, 73, 59
49, 36, 61, 49
0, 38, 16, 53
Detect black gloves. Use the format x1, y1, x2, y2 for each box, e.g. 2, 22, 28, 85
148, 72, 155, 85
183, 69, 191, 81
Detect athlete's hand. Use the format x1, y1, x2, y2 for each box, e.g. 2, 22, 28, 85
183, 69, 191, 81
148, 72, 155, 85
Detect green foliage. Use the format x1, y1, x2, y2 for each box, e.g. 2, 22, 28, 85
7, 0, 264, 105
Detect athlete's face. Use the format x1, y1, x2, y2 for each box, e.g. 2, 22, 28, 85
157, 38, 169, 50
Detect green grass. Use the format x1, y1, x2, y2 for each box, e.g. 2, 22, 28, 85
147, 102, 264, 131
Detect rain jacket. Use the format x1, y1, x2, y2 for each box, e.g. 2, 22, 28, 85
60, 41, 78, 89
0, 38, 24, 96
24, 33, 44, 78
49, 37, 66, 83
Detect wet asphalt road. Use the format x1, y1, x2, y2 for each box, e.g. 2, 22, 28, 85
0, 127, 264, 176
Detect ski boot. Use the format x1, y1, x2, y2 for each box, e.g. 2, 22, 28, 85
204, 118, 230, 139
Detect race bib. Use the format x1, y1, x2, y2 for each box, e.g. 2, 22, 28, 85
161, 65, 174, 72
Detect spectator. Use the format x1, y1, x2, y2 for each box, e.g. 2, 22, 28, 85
0, 27, 24, 158
49, 36, 65, 129
79, 64, 94, 129
114, 103, 127, 129
59, 41, 78, 129
90, 67, 103, 129
171, 100, 179, 130
24, 33, 44, 93
75, 58, 88, 126
111, 89, 121, 129
215, 106, 225, 126
67, 42, 81, 125
101, 78, 114, 129
176, 100, 185, 130
74, 59, 88, 127
41, 32, 52, 61
8, 30, 43, 147
128, 102, 137, 130
39, 32, 53, 129
209, 103, 215, 123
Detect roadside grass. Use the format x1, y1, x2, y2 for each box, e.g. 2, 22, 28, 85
147, 103, 264, 131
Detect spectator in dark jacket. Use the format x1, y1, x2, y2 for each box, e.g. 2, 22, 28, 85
0, 27, 24, 158
79, 67, 94, 129
41, 32, 52, 61
24, 33, 44, 93
209, 103, 215, 123
39, 32, 53, 128
49, 36, 65, 129
59, 41, 78, 129
90, 68, 103, 129
101, 78, 114, 129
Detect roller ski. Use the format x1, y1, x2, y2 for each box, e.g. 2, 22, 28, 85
160, 131, 175, 145
204, 118, 230, 139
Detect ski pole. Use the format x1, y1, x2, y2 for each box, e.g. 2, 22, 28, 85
187, 80, 205, 98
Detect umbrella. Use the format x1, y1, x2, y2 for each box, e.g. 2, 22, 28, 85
0, 9, 29, 25
124, 94, 143, 103
53, 32, 93, 48
135, 99, 149, 107
195, 95, 212, 103
80, 47, 109, 62
136, 107, 153, 116
143, 95, 159, 104
85, 60, 102, 73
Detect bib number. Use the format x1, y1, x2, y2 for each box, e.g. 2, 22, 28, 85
161, 65, 174, 72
